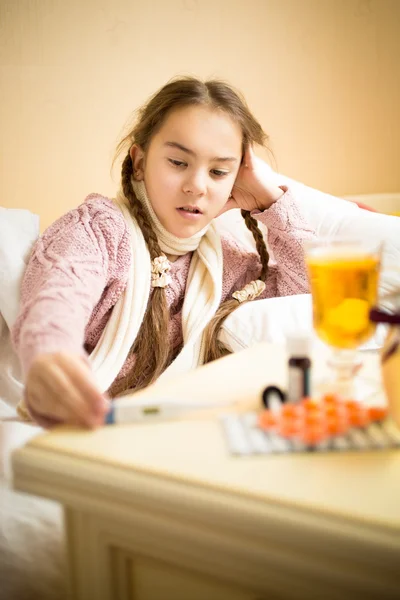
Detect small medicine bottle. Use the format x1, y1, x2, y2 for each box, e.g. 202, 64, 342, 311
287, 334, 312, 403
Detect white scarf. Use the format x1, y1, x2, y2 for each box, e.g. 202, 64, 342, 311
89, 180, 223, 392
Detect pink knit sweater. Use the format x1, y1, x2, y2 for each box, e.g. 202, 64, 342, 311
11, 189, 315, 391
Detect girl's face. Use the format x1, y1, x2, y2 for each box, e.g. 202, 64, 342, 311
132, 105, 243, 238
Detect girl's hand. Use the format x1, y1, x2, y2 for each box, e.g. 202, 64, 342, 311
25, 353, 110, 428
218, 146, 285, 215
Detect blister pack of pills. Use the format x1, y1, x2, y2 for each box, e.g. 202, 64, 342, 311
220, 398, 400, 456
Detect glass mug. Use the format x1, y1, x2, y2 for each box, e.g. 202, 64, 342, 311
370, 303, 400, 426
304, 238, 382, 399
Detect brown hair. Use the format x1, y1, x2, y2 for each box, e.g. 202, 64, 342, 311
110, 77, 270, 396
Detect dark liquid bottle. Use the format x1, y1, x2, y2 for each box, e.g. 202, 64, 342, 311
287, 335, 312, 403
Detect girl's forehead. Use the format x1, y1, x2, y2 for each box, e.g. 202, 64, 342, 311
154, 105, 243, 153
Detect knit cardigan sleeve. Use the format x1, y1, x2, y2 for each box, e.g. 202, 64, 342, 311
11, 196, 130, 377
252, 187, 316, 296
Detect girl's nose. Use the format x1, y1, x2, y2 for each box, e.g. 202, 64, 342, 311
183, 170, 207, 196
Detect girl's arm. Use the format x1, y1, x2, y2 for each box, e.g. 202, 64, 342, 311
11, 197, 131, 428
252, 187, 316, 296
12, 197, 130, 376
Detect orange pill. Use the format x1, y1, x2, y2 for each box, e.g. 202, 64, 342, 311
367, 406, 388, 422
303, 410, 326, 427
344, 399, 361, 412
298, 425, 327, 445
322, 393, 341, 406
281, 404, 304, 420
323, 403, 347, 420
258, 410, 278, 430
278, 419, 302, 438
347, 406, 369, 427
326, 416, 349, 435
301, 397, 321, 411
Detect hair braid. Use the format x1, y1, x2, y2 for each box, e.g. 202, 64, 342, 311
120, 154, 161, 259
241, 210, 269, 281
202, 211, 270, 364
109, 154, 170, 396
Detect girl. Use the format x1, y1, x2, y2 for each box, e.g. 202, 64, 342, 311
12, 77, 316, 428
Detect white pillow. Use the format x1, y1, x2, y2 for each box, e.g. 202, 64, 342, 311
220, 294, 312, 351
0, 208, 39, 415
219, 294, 388, 354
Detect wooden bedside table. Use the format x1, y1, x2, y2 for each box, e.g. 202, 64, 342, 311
12, 343, 400, 600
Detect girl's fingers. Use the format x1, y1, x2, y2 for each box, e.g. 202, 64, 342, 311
26, 353, 109, 428
27, 377, 75, 423
242, 144, 255, 168
36, 362, 103, 427
56, 354, 110, 415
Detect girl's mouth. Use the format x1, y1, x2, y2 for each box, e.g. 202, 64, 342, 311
178, 205, 202, 214
177, 206, 203, 219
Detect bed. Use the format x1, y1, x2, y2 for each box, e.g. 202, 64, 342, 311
1, 167, 399, 599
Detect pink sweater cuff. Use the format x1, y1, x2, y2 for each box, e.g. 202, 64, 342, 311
250, 187, 295, 231
19, 334, 89, 379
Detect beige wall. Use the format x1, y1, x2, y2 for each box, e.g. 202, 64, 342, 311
1, 0, 399, 230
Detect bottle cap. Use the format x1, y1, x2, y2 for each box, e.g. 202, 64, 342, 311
286, 333, 311, 357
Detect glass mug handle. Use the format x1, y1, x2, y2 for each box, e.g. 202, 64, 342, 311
370, 307, 400, 427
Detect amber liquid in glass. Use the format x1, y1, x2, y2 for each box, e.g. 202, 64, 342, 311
306, 253, 380, 349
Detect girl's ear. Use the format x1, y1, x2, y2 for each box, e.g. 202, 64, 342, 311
130, 144, 145, 180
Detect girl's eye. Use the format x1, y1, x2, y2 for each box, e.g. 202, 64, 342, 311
211, 169, 228, 177
168, 159, 187, 167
